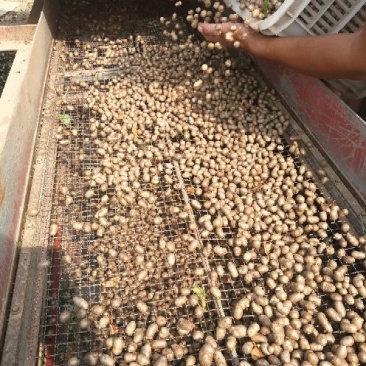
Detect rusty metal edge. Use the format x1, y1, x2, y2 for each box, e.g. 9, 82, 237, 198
253, 58, 366, 207
285, 112, 365, 234
0, 0, 59, 360
0, 24, 36, 43
246, 53, 366, 233
252, 58, 366, 232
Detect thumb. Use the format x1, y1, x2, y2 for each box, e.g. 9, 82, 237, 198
198, 23, 217, 36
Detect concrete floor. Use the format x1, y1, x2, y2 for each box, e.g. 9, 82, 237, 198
0, 0, 34, 25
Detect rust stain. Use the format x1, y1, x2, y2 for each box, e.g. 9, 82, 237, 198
255, 58, 366, 197
0, 184, 5, 206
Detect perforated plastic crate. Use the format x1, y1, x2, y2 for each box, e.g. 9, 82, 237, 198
226, 1, 366, 98
226, 0, 366, 36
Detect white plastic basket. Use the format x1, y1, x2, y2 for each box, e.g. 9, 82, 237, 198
226, 1, 366, 98
226, 0, 366, 36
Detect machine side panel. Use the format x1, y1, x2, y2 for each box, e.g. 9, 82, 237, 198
0, 2, 57, 352
255, 58, 366, 200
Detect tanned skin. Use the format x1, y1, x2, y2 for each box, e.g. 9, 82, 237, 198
198, 23, 366, 80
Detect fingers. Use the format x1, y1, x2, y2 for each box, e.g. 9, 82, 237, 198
197, 22, 262, 54
198, 23, 221, 44
198, 23, 249, 47
198, 22, 238, 37
198, 23, 216, 38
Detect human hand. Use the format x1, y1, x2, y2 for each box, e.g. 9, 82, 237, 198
197, 22, 263, 54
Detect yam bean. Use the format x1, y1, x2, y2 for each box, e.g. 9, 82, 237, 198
125, 321, 136, 336
67, 357, 80, 366
124, 353, 137, 362
198, 343, 215, 366
83, 353, 99, 366
99, 354, 114, 366
210, 286, 221, 299
112, 337, 125, 356
175, 296, 187, 307
136, 301, 148, 314
230, 325, 246, 338
73, 296, 88, 310
59, 310, 72, 323
213, 350, 226, 366
145, 323, 159, 340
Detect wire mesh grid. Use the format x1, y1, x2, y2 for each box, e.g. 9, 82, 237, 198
38, 59, 265, 365
35, 3, 366, 365
57, 16, 191, 73
168, 114, 366, 363
42, 82, 366, 366
59, 39, 137, 72
38, 156, 223, 364
39, 75, 242, 364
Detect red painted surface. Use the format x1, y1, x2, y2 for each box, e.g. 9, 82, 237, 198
255, 59, 366, 198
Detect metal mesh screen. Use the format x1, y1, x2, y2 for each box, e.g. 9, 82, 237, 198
35, 1, 366, 366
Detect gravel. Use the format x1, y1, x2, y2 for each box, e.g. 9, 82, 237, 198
0, 51, 16, 97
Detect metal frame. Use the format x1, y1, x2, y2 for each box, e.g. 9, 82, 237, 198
0, 0, 59, 353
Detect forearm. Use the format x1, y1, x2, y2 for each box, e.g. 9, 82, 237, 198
198, 23, 366, 80
247, 30, 366, 80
